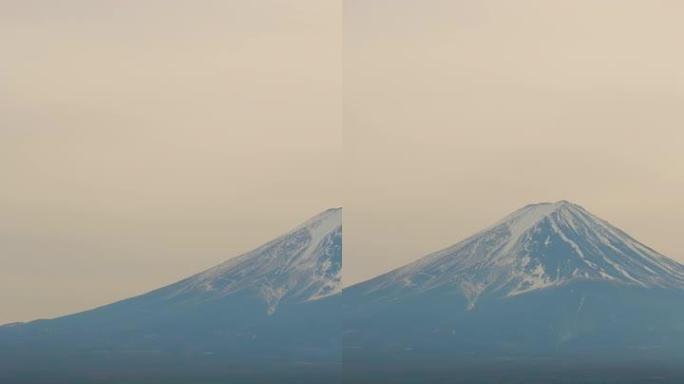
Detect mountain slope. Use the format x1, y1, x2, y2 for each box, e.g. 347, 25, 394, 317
344, 202, 684, 383
353, 201, 684, 307
0, 208, 342, 384
151, 207, 342, 314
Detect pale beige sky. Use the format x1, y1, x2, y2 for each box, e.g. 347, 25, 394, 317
0, 1, 341, 324
3, 1, 684, 323
344, 0, 684, 284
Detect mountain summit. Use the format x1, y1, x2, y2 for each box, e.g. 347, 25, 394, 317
355, 201, 684, 308
344, 202, 684, 383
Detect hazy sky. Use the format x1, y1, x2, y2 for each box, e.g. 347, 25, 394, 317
3, 1, 684, 324
344, 0, 684, 284
0, 1, 341, 324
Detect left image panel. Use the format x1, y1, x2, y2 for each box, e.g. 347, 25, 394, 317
0, 1, 342, 383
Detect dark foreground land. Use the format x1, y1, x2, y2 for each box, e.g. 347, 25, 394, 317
343, 359, 684, 384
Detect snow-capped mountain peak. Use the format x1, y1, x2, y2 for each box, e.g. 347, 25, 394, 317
165, 208, 342, 314
363, 201, 684, 308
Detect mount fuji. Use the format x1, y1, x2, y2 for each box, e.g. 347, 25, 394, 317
0, 208, 342, 384
344, 201, 684, 383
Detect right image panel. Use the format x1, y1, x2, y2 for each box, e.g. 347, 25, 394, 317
343, 1, 684, 383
